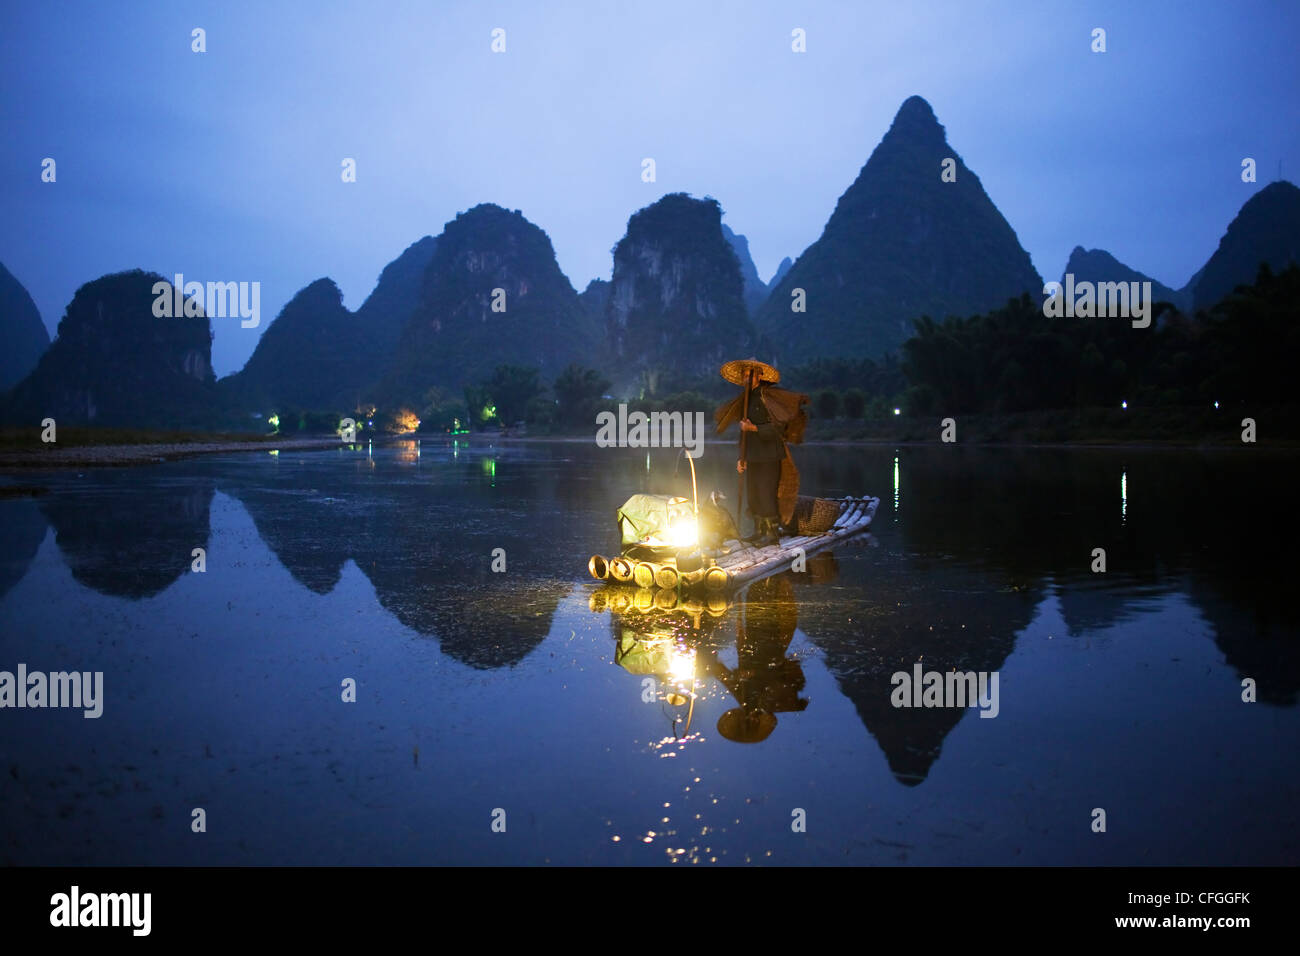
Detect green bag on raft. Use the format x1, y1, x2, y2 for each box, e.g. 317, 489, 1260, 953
616, 494, 697, 551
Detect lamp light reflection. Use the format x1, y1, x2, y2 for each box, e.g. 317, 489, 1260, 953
668, 646, 696, 683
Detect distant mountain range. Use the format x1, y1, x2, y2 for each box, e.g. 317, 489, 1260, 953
218, 236, 439, 413
1056, 180, 1300, 316
3, 97, 1298, 426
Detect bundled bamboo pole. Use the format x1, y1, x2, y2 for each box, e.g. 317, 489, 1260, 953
723, 498, 879, 587
711, 498, 864, 559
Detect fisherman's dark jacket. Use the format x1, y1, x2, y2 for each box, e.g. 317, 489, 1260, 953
744, 385, 787, 463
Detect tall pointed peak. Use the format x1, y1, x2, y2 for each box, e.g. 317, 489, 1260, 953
895, 95, 937, 122
886, 95, 945, 144
754, 96, 1041, 362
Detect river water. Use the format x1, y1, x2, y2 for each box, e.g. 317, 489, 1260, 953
1, 439, 1296, 865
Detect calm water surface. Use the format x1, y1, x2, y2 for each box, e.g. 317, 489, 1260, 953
1, 440, 1297, 865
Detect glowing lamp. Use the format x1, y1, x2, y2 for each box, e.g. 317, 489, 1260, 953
666, 517, 699, 549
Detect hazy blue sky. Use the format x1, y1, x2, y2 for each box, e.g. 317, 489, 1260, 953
3, 1, 1298, 375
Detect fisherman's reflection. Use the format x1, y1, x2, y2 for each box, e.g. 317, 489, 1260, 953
702, 575, 807, 743
596, 570, 814, 744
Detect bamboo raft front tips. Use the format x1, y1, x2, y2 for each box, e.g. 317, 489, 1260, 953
588, 496, 880, 593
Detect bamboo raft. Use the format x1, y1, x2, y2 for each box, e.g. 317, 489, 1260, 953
588, 496, 880, 593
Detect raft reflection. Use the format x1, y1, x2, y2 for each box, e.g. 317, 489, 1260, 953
591, 559, 838, 745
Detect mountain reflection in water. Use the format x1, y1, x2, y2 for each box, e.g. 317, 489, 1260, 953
0, 440, 1296, 864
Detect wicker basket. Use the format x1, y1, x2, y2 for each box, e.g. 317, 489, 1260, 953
792, 495, 840, 534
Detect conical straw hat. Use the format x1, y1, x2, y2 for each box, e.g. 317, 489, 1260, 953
719, 357, 779, 386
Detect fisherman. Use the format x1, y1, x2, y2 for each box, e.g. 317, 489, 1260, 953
737, 375, 785, 545
715, 359, 808, 547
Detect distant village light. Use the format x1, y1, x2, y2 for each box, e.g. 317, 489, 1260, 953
893, 407, 901, 416
1121, 400, 1128, 409
1214, 401, 1220, 409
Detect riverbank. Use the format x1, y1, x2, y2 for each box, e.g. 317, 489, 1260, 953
795, 405, 1298, 446
3, 403, 1294, 473
493, 404, 1300, 448
0, 427, 347, 470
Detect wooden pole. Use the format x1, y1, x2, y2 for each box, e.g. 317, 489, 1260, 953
736, 369, 754, 531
